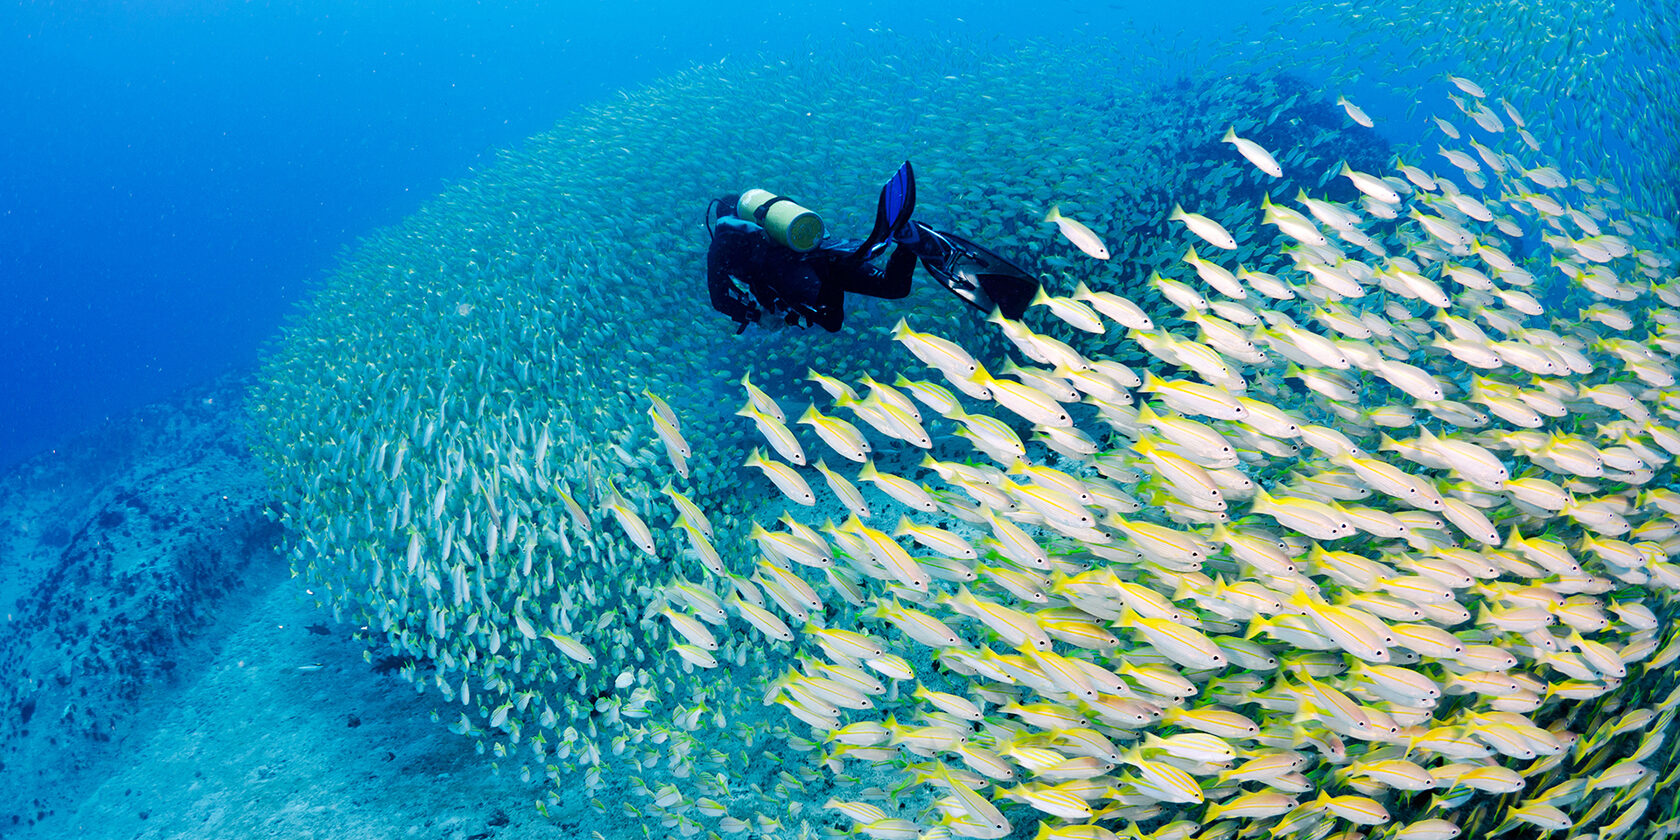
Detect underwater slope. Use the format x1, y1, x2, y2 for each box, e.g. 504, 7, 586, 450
0, 376, 280, 833
0, 375, 570, 840
255, 30, 1679, 840
20, 564, 560, 840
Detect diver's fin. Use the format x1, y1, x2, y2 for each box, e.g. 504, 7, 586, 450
851, 161, 917, 262
978, 268, 1040, 321
923, 230, 1040, 320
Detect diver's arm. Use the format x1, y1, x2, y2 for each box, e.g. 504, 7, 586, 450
707, 226, 759, 330
807, 281, 845, 332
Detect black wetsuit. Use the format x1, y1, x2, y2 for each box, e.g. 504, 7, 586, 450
707, 217, 914, 332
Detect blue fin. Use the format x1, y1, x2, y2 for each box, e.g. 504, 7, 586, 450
851, 161, 916, 261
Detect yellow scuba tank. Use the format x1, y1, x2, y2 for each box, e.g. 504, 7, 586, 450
737, 188, 824, 252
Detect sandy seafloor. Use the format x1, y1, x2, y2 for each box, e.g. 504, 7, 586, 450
0, 376, 569, 840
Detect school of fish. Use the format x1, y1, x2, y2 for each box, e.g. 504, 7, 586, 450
251, 19, 1680, 840
1272, 0, 1679, 225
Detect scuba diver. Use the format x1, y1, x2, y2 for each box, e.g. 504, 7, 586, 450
705, 161, 1040, 333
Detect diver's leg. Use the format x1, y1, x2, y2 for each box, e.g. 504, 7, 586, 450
833, 253, 913, 300
880, 246, 917, 298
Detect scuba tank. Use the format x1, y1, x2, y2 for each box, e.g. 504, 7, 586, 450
736, 189, 824, 252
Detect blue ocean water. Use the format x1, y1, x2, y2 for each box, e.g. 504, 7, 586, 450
7, 2, 1679, 838
0, 0, 1319, 471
